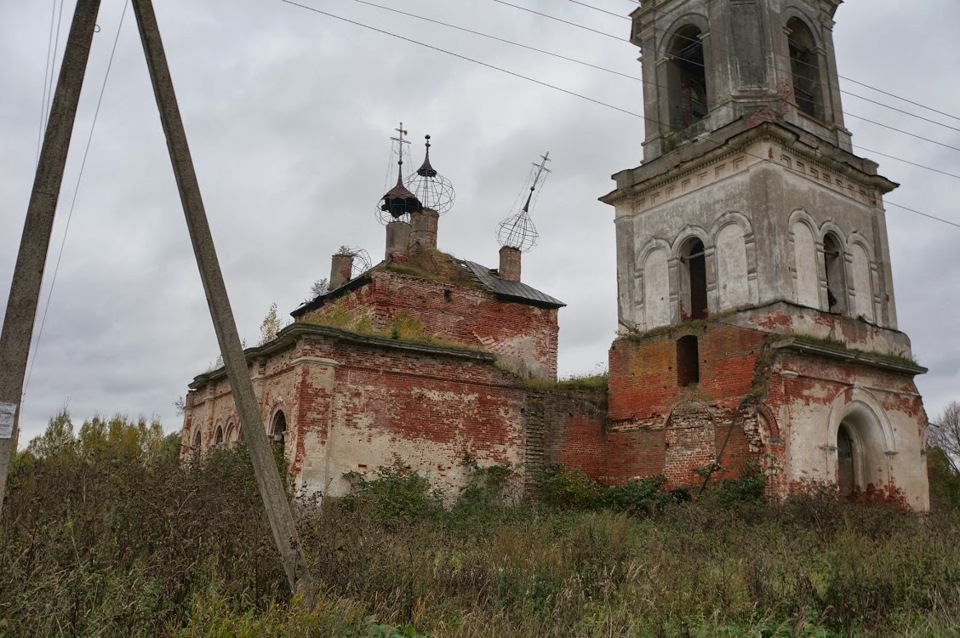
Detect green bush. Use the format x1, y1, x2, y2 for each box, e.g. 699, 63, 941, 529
4, 413, 960, 636
342, 458, 443, 525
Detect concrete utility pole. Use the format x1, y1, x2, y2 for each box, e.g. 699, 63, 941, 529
0, 0, 102, 512
130, 0, 314, 595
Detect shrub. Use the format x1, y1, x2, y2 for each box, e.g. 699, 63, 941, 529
342, 458, 443, 525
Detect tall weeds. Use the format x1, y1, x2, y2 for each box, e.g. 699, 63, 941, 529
2, 412, 960, 636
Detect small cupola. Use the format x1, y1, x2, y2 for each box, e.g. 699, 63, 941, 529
496, 151, 551, 278
379, 123, 422, 220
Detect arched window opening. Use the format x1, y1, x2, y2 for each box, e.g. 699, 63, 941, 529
191, 430, 202, 462
667, 26, 708, 130
837, 423, 855, 497
787, 18, 823, 120
680, 239, 708, 321
823, 233, 846, 314
225, 421, 237, 448
677, 336, 700, 387
214, 426, 224, 448
271, 411, 287, 447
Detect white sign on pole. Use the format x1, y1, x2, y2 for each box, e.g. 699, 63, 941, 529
0, 403, 16, 440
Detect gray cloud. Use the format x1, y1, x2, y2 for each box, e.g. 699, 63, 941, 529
2, 0, 958, 443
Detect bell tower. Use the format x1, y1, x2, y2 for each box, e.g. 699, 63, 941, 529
635, 0, 851, 162
600, 0, 930, 508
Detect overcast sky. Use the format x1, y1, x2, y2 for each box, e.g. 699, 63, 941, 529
1, 0, 959, 443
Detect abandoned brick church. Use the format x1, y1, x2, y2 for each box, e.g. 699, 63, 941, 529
181, 0, 930, 509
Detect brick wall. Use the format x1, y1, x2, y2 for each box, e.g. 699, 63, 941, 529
298, 269, 559, 380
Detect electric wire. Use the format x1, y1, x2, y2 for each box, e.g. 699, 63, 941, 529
488, 0, 624, 41
37, 0, 66, 164
280, 0, 960, 230
24, 1, 130, 399
280, 0, 644, 119
563, 0, 627, 20
853, 146, 960, 182
349, 0, 641, 81
601, 0, 960, 123
645, 26, 960, 154
506, 0, 960, 136
347, 0, 960, 184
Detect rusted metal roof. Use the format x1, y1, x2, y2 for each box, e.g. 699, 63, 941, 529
461, 260, 565, 308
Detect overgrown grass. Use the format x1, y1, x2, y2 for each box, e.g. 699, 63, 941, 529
3, 412, 960, 636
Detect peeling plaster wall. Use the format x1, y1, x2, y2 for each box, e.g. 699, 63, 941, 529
299, 270, 559, 381
769, 351, 929, 510
182, 332, 544, 500
602, 313, 929, 508
613, 142, 897, 335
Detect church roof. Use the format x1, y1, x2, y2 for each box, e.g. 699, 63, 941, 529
291, 252, 564, 317
460, 260, 564, 308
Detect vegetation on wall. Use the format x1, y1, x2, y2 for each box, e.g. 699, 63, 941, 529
3, 409, 960, 636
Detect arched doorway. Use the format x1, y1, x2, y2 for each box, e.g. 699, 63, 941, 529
833, 402, 891, 496
837, 423, 855, 497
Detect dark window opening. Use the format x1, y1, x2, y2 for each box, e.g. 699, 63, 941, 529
823, 233, 846, 314
668, 26, 708, 130
677, 336, 700, 387
837, 423, 855, 497
787, 18, 823, 120
214, 426, 224, 448
271, 411, 287, 447
681, 239, 708, 321
192, 430, 201, 462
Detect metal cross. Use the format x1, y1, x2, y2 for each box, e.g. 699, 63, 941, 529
390, 122, 411, 166
531, 151, 552, 190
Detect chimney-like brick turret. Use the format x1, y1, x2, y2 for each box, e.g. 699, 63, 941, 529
409, 208, 439, 253
329, 253, 353, 290
499, 246, 521, 282
385, 220, 411, 263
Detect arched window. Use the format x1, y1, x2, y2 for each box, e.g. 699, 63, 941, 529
225, 421, 237, 448
822, 233, 846, 314
787, 18, 823, 120
677, 336, 700, 387
191, 429, 202, 462
667, 25, 708, 130
214, 425, 224, 448
680, 238, 708, 321
271, 411, 287, 447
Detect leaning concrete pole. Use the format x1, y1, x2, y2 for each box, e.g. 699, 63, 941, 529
0, 0, 102, 512
130, 0, 314, 595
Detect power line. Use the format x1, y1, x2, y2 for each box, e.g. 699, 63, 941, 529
280, 0, 960, 231
843, 75, 960, 125
348, 0, 960, 185
516, 0, 960, 135
280, 0, 644, 118
563, 0, 627, 20
489, 0, 625, 42
886, 201, 960, 230
24, 1, 130, 399
854, 146, 960, 182
845, 91, 960, 136
37, 0, 66, 164
846, 110, 960, 155
348, 0, 641, 81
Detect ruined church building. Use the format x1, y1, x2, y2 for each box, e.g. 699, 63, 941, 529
181, 0, 930, 509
